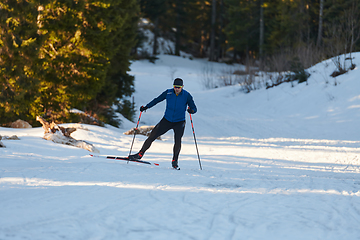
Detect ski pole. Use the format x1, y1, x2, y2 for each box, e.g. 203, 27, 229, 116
128, 111, 142, 163
189, 110, 202, 170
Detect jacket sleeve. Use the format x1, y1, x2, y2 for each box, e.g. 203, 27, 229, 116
187, 93, 197, 113
146, 90, 168, 109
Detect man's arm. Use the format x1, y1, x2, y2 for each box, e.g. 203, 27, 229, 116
146, 90, 168, 109
187, 93, 197, 114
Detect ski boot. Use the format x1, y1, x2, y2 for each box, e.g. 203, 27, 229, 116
128, 151, 143, 160
172, 159, 180, 170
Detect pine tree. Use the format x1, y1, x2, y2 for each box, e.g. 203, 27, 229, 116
35, 0, 111, 121
181, 0, 212, 58
0, 0, 139, 126
225, 0, 259, 62
140, 0, 167, 55
91, 0, 139, 124
0, 0, 44, 125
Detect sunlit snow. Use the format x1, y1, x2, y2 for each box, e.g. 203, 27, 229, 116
1, 53, 360, 240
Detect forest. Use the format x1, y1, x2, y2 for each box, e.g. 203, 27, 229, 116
1, 0, 359, 127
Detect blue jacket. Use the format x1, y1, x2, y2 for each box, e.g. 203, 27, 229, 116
146, 88, 197, 122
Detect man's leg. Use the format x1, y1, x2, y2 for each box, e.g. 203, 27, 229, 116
129, 118, 172, 160
172, 121, 185, 168
140, 118, 171, 152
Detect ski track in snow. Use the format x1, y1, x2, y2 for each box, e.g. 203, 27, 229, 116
1, 54, 360, 239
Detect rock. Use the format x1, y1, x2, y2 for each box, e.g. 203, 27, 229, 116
2, 135, 20, 140
10, 119, 32, 128
0, 135, 4, 148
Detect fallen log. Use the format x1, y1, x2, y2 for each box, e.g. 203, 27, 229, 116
36, 116, 99, 153
123, 125, 161, 140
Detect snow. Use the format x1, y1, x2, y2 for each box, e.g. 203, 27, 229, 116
1, 53, 360, 240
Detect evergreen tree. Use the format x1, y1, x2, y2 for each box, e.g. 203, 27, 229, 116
140, 0, 167, 55
267, 0, 304, 51
36, 0, 106, 121
182, 0, 212, 58
0, 0, 139, 126
81, 0, 139, 125
225, 0, 259, 62
0, 0, 44, 125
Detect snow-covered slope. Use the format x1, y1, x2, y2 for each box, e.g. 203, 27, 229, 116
1, 54, 360, 240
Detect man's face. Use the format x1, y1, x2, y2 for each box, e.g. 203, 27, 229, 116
174, 85, 183, 94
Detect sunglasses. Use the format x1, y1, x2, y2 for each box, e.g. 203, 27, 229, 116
173, 85, 183, 89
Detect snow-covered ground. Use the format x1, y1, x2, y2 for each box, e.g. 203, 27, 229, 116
1, 54, 360, 240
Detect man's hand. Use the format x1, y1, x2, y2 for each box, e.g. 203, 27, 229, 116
140, 106, 148, 112
187, 108, 195, 114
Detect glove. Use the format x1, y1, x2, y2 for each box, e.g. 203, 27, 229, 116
187, 108, 195, 114
140, 106, 148, 112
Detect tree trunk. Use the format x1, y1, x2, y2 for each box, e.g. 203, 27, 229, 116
217, 0, 224, 60
348, 0, 360, 65
152, 17, 159, 55
175, 0, 181, 56
259, 0, 265, 70
209, 0, 216, 61
317, 0, 324, 47
200, 30, 206, 58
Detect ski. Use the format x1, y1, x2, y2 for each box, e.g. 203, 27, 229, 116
90, 154, 159, 166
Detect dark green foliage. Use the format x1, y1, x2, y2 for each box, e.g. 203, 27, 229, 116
286, 70, 310, 84
0, 0, 138, 126
296, 70, 310, 84
116, 99, 136, 123
87, 0, 139, 125
225, 0, 259, 56
131, 29, 148, 58
266, 0, 312, 51
0, 0, 45, 125
290, 57, 310, 83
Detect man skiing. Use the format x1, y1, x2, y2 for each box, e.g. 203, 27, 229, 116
128, 78, 197, 170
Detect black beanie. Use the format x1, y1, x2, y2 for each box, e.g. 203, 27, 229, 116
173, 78, 183, 86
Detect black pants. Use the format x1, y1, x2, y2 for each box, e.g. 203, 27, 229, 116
140, 117, 185, 162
